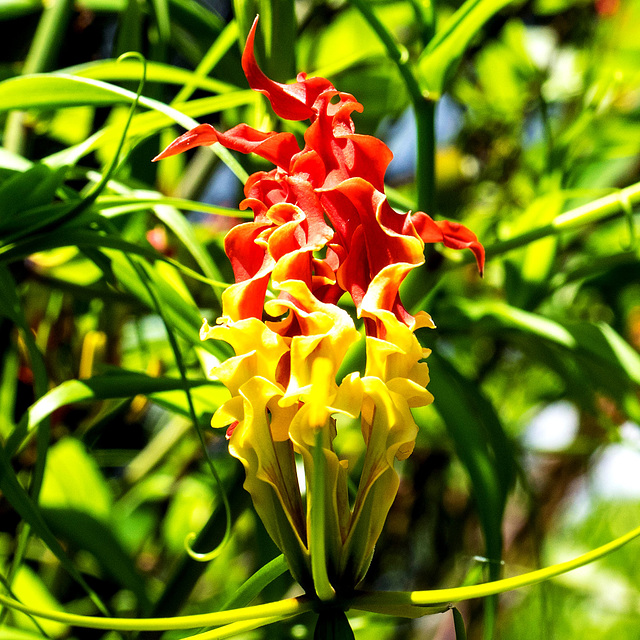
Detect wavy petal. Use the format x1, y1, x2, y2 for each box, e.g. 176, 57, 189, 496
411, 212, 485, 275
152, 123, 219, 161
242, 17, 335, 121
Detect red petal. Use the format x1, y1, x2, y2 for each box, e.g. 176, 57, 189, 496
152, 123, 218, 161
304, 95, 392, 191
242, 17, 334, 121
153, 121, 301, 170
215, 124, 301, 170
412, 212, 485, 276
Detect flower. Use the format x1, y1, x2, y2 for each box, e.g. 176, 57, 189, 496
154, 16, 484, 597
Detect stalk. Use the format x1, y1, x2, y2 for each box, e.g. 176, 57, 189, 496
348, 0, 436, 213
0, 593, 310, 631
352, 522, 640, 609
485, 181, 640, 261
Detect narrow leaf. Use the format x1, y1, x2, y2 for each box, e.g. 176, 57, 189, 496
418, 0, 516, 96
221, 555, 289, 611
0, 443, 109, 615
452, 607, 468, 640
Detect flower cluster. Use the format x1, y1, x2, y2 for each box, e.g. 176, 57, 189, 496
154, 18, 484, 597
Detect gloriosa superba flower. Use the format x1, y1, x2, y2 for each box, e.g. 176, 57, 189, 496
154, 18, 484, 599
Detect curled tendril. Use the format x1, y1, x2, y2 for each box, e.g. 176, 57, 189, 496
119, 51, 233, 563
184, 529, 227, 562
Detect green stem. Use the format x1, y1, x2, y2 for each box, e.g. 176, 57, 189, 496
348, 0, 436, 213
484, 181, 640, 261
348, 0, 422, 103
415, 99, 436, 214
0, 593, 310, 631
185, 614, 295, 639
261, 0, 297, 82
310, 429, 336, 602
351, 522, 640, 608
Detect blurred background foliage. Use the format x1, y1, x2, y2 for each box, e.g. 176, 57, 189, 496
0, 0, 640, 638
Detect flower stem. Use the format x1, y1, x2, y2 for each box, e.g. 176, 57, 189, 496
0, 593, 310, 631
310, 429, 337, 602
348, 0, 436, 213
415, 98, 436, 214
351, 522, 640, 608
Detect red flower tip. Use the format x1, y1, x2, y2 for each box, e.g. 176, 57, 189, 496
438, 220, 485, 276
152, 123, 219, 162
242, 16, 335, 122
412, 213, 485, 276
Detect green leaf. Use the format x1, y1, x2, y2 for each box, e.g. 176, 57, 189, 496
0, 442, 108, 615
452, 607, 468, 640
446, 299, 576, 349
146, 384, 231, 426
65, 59, 235, 94
96, 194, 242, 218
8, 565, 68, 638
11, 372, 217, 455
42, 88, 254, 169
504, 192, 564, 310
418, 0, 517, 96
0, 266, 50, 497
39, 438, 112, 519
147, 471, 249, 620
568, 322, 640, 386
221, 555, 289, 611
0, 74, 251, 182
0, 149, 32, 172
162, 477, 216, 554
427, 351, 515, 577
0, 164, 67, 223
108, 250, 225, 354
441, 299, 640, 420
0, 227, 229, 293
150, 202, 225, 285
167, 0, 224, 39
42, 508, 151, 611
0, 348, 19, 440
0, 75, 133, 110
0, 627, 51, 640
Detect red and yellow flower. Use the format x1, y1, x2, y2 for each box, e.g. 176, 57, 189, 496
154, 17, 484, 597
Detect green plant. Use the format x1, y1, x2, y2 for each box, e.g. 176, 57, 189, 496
1, 0, 639, 638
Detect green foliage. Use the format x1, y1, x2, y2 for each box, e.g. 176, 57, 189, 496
0, 0, 639, 638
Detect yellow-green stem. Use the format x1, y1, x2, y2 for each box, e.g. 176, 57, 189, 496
0, 593, 310, 631
485, 181, 640, 260
351, 522, 640, 609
